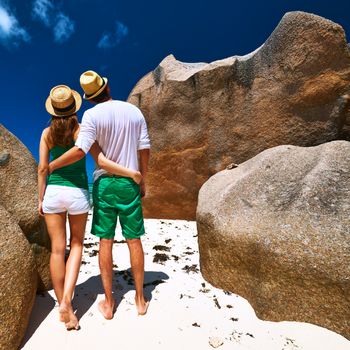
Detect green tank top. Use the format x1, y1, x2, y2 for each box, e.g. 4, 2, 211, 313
47, 144, 88, 190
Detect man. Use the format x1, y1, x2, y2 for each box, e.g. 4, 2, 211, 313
49, 70, 150, 319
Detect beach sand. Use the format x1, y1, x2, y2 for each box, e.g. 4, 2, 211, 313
21, 213, 350, 350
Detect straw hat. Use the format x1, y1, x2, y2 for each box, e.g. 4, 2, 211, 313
45, 85, 82, 117
80, 70, 108, 100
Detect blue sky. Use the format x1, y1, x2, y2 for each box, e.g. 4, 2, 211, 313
0, 0, 349, 180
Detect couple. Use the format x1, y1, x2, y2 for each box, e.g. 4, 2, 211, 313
38, 70, 150, 330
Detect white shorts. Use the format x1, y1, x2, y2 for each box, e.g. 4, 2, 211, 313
42, 185, 91, 215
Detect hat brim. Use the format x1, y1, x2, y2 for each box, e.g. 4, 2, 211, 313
83, 77, 108, 100
45, 90, 82, 117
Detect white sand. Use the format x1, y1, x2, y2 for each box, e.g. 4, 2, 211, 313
21, 214, 350, 350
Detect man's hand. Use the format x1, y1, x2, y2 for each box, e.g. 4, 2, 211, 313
132, 171, 143, 185
38, 201, 44, 217
140, 179, 146, 198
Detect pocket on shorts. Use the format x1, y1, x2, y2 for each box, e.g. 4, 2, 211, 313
64, 188, 90, 214
93, 178, 112, 203
42, 188, 62, 212
43, 187, 60, 199
71, 189, 89, 200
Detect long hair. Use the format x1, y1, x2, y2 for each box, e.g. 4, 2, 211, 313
48, 114, 79, 147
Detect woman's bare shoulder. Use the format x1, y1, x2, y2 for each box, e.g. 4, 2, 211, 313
42, 126, 50, 136
41, 127, 53, 148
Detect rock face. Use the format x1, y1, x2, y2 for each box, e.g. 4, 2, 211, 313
0, 206, 37, 350
0, 124, 51, 290
197, 141, 350, 338
128, 11, 350, 220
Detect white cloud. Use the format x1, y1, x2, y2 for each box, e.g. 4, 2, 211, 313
32, 0, 75, 43
32, 0, 53, 27
54, 12, 74, 43
0, 3, 30, 48
97, 21, 128, 49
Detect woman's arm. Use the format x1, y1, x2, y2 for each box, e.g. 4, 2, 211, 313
89, 142, 142, 184
38, 129, 50, 216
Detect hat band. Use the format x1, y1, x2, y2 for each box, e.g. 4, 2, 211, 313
85, 76, 105, 98
53, 100, 76, 114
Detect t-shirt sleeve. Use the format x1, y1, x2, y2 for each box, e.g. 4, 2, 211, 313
75, 111, 96, 154
138, 113, 151, 150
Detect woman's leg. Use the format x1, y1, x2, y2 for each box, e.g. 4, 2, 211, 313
44, 212, 67, 305
59, 212, 87, 329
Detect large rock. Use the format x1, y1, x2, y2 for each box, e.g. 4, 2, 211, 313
0, 124, 51, 291
197, 141, 350, 338
0, 206, 37, 350
128, 11, 350, 220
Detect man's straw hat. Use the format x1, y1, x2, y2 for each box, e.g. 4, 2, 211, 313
80, 70, 108, 100
45, 85, 82, 117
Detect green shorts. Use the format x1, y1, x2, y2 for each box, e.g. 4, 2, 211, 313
91, 176, 145, 240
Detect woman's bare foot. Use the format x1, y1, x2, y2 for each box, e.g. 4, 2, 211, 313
59, 301, 80, 330
65, 311, 80, 331
132, 171, 142, 185
59, 302, 70, 323
135, 297, 149, 316
98, 299, 115, 320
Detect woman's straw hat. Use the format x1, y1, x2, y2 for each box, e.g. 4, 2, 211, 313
45, 85, 82, 117
80, 70, 108, 100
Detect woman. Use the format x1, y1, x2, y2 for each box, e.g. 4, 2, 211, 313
38, 85, 140, 330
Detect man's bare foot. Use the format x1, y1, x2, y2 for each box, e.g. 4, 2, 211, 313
98, 299, 115, 320
135, 297, 149, 316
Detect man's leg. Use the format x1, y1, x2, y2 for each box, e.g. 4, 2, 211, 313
126, 238, 149, 315
91, 177, 119, 319
98, 238, 115, 319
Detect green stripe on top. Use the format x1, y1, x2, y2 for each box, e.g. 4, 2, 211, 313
47, 144, 89, 190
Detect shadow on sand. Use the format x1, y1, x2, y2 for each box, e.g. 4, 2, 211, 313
74, 269, 169, 320
21, 269, 168, 347
21, 291, 56, 348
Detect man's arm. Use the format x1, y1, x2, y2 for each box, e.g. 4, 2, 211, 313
139, 149, 150, 197
139, 149, 150, 177
137, 112, 151, 197
89, 142, 142, 184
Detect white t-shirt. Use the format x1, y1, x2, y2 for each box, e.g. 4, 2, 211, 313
75, 100, 150, 181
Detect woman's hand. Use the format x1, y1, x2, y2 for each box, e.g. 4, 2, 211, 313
38, 201, 44, 217
132, 171, 143, 185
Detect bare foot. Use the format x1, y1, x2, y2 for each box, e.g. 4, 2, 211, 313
59, 302, 70, 323
135, 298, 149, 316
65, 311, 80, 331
60, 302, 80, 330
98, 299, 115, 320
